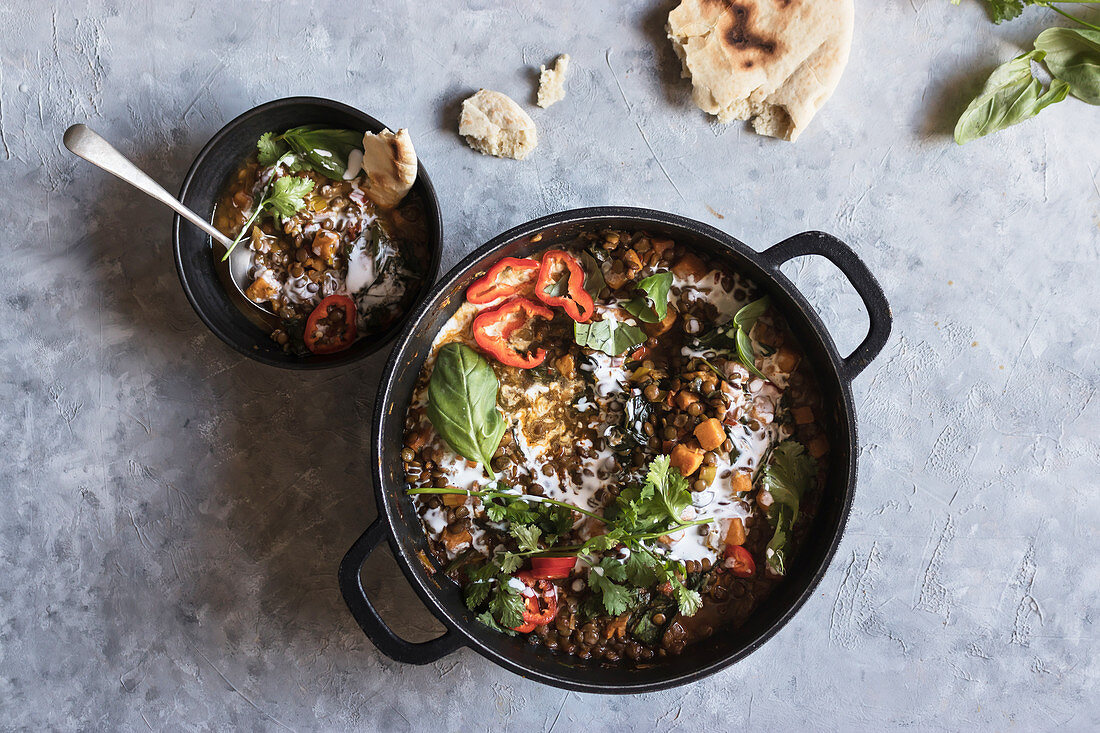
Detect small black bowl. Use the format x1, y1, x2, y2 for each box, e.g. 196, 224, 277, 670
173, 96, 443, 369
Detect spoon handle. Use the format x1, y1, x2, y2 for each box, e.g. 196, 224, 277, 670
63, 124, 234, 249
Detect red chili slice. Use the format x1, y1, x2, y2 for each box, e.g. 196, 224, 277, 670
303, 294, 357, 354
535, 250, 595, 323
471, 297, 554, 368
723, 545, 756, 578
466, 257, 541, 305
530, 556, 577, 579
511, 571, 558, 633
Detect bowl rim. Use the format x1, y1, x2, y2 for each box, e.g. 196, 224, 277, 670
172, 95, 444, 370
369, 206, 863, 692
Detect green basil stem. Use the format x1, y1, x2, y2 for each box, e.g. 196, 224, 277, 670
1041, 1, 1100, 31
221, 200, 266, 261
406, 487, 606, 522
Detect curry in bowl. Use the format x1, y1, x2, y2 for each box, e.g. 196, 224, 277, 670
212, 126, 429, 355
401, 228, 830, 664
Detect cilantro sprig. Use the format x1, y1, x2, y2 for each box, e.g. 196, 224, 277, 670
221, 174, 314, 261
407, 457, 712, 625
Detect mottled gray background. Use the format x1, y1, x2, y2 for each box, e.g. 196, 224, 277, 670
1, 0, 1097, 730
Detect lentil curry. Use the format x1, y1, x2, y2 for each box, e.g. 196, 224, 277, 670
213, 126, 428, 355
404, 229, 829, 664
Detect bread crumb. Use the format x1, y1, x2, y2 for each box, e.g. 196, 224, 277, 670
537, 54, 570, 108
458, 89, 538, 160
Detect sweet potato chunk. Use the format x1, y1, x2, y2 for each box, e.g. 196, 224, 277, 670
774, 345, 800, 372
312, 230, 341, 265
791, 406, 815, 425
670, 443, 704, 476
724, 517, 746, 546
730, 472, 752, 493
808, 435, 829, 458
441, 527, 472, 552
642, 304, 678, 337
693, 418, 726, 452
442, 493, 467, 507
675, 390, 700, 410
671, 253, 708, 281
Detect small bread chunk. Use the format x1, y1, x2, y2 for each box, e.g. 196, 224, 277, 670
537, 54, 571, 108
459, 89, 538, 160
360, 128, 417, 209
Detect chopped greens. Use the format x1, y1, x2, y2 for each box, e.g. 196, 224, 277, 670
761, 440, 817, 576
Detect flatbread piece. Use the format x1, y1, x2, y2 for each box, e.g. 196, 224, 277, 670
667, 0, 853, 141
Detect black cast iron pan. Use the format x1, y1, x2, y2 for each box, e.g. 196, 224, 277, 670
340, 207, 891, 693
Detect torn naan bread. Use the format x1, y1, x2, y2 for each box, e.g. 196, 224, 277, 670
667, 0, 853, 141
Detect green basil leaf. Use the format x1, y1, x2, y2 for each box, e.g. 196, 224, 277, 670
736, 327, 769, 380
1036, 28, 1100, 105
692, 321, 739, 351
733, 296, 769, 332
426, 343, 506, 478
544, 272, 570, 298
280, 126, 363, 178
573, 317, 647, 356
954, 50, 1070, 144
622, 272, 672, 323
579, 251, 606, 300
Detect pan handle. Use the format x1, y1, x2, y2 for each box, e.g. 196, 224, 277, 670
761, 232, 892, 382
338, 518, 464, 665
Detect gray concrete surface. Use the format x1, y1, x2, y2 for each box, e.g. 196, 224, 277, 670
1, 1, 1098, 730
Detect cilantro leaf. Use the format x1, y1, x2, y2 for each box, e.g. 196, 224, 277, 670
475, 610, 517, 636
762, 440, 816, 520
509, 524, 542, 553
267, 175, 315, 218
220, 174, 314, 261
622, 550, 660, 587
587, 566, 632, 616
496, 552, 524, 574
464, 580, 490, 610
256, 131, 286, 166
488, 583, 525, 629
765, 504, 796, 577
673, 584, 703, 617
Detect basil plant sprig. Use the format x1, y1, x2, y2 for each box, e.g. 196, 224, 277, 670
951, 1, 1100, 143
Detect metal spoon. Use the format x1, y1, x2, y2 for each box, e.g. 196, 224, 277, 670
62, 123, 275, 316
